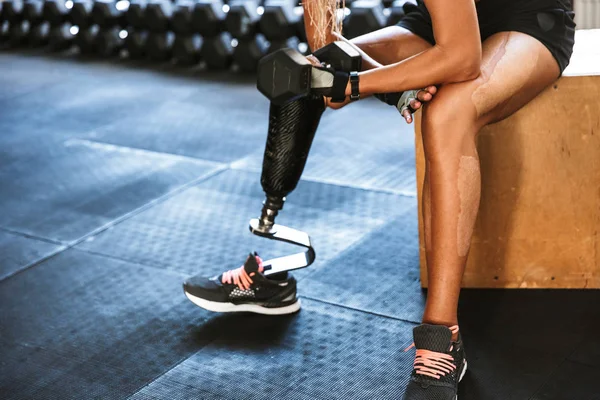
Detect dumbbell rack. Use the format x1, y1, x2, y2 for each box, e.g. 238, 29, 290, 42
0, 0, 413, 72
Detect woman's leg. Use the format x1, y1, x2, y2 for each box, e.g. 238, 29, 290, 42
421, 31, 561, 328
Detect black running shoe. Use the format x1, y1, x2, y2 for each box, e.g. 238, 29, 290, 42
403, 324, 468, 400
183, 253, 300, 315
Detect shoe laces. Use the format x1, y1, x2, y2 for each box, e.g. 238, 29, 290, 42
221, 255, 264, 290
406, 325, 460, 380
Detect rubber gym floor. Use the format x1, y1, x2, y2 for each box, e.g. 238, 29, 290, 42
0, 52, 599, 400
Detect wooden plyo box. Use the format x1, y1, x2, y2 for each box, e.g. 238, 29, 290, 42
415, 30, 600, 288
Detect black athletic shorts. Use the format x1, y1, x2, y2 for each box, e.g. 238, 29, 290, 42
397, 0, 576, 74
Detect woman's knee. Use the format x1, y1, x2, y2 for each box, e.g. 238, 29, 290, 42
421, 83, 482, 158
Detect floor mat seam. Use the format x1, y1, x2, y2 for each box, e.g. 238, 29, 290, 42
0, 227, 64, 245
300, 294, 422, 325
72, 247, 188, 277
0, 166, 229, 283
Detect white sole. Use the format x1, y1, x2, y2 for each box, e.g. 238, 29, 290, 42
455, 359, 468, 399
185, 292, 301, 315
459, 359, 468, 382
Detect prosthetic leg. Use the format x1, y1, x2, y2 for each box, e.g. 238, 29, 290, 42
250, 95, 325, 276
250, 41, 362, 276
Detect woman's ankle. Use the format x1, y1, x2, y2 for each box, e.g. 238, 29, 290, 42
421, 317, 460, 341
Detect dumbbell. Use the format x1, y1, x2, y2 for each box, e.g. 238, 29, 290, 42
225, 0, 260, 38
29, 21, 50, 45
21, 0, 44, 46
74, 24, 98, 54
192, 0, 225, 37
145, 30, 174, 60
126, 0, 147, 29
259, 0, 300, 41
0, 21, 8, 45
3, 1, 24, 23
23, 0, 44, 25
70, 0, 94, 28
43, 0, 69, 26
91, 0, 128, 28
386, 0, 415, 26
171, 0, 199, 64
256, 40, 362, 105
267, 35, 299, 54
172, 0, 195, 35
145, 0, 172, 32
124, 29, 147, 58
172, 33, 202, 65
233, 33, 268, 73
294, 4, 306, 43
200, 31, 233, 69
345, 0, 387, 39
95, 25, 125, 55
8, 20, 30, 46
48, 22, 75, 50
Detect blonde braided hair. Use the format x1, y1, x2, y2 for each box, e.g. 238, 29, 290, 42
303, 0, 345, 49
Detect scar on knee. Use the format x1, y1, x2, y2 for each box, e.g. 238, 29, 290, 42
471, 33, 539, 118
457, 156, 481, 257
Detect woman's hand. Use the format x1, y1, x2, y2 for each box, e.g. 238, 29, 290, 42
305, 54, 350, 110
401, 86, 437, 124
306, 53, 438, 118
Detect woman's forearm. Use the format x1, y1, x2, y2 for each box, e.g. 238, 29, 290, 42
347, 44, 481, 96
347, 0, 482, 95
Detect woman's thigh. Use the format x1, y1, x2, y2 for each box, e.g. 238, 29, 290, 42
350, 26, 433, 66
425, 30, 561, 132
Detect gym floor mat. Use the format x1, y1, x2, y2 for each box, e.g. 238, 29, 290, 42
0, 230, 63, 281
1, 53, 598, 400
78, 169, 411, 280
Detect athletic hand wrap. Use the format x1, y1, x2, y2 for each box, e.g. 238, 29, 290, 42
310, 66, 349, 103
375, 89, 422, 115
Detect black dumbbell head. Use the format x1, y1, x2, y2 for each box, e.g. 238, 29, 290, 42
95, 26, 124, 55
145, 30, 174, 60
70, 0, 94, 28
313, 40, 362, 72
124, 29, 147, 58
91, 0, 127, 28
145, 0, 172, 32
48, 22, 75, 50
346, 0, 387, 39
43, 0, 69, 26
386, 0, 410, 26
295, 7, 307, 42
126, 0, 147, 29
267, 35, 299, 54
192, 0, 225, 37
9, 20, 30, 46
259, 0, 300, 41
173, 33, 202, 65
0, 21, 8, 43
23, 0, 44, 24
225, 0, 259, 38
3, 0, 25, 22
256, 47, 312, 104
74, 23, 99, 53
200, 31, 233, 70
29, 21, 50, 45
172, 0, 195, 34
233, 34, 268, 73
